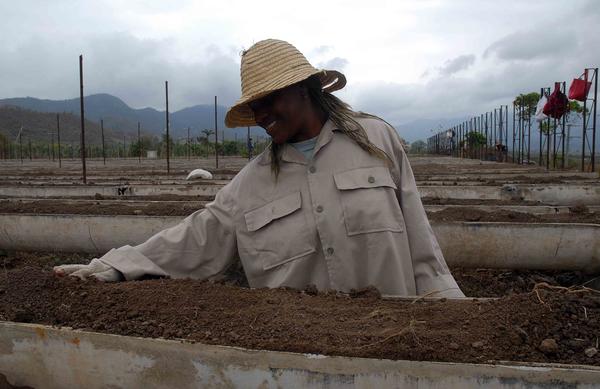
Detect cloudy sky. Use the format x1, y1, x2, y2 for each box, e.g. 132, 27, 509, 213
1, 0, 598, 130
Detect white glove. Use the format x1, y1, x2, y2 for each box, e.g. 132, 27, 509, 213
53, 258, 122, 282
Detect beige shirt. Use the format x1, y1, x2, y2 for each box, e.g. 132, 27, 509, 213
101, 117, 464, 297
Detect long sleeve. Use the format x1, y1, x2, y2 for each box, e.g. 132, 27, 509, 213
386, 128, 465, 297
99, 184, 237, 281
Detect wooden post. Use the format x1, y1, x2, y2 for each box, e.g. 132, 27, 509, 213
79, 54, 87, 184
214, 95, 219, 169
165, 81, 170, 174
101, 119, 105, 165
138, 122, 141, 163
57, 115, 61, 168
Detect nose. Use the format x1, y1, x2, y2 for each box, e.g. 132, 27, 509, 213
253, 109, 268, 125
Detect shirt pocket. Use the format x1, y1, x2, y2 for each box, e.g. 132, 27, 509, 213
333, 166, 405, 236
244, 191, 316, 271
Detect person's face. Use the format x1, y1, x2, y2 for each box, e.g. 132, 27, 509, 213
248, 83, 310, 144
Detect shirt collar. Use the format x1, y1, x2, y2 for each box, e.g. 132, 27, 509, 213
257, 118, 339, 166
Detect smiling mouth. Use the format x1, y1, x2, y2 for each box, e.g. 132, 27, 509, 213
266, 120, 277, 130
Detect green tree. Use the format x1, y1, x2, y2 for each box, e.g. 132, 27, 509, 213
129, 135, 155, 157
201, 129, 215, 156
222, 140, 240, 155
513, 92, 540, 118
566, 100, 585, 124
409, 140, 426, 154
159, 133, 175, 158
465, 131, 487, 158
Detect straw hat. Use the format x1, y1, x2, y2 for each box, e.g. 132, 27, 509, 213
225, 39, 346, 128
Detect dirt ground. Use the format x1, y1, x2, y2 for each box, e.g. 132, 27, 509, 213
1, 264, 599, 366
452, 267, 600, 297
415, 175, 595, 185
0, 199, 202, 216
421, 197, 540, 205
2, 199, 598, 223
2, 251, 599, 365
4, 250, 599, 296
427, 206, 600, 224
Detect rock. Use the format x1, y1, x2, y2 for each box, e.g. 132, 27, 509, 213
349, 285, 381, 299
449, 342, 460, 350
584, 347, 598, 358
566, 339, 586, 350
514, 326, 529, 342
303, 284, 318, 296
539, 338, 559, 355
471, 341, 484, 349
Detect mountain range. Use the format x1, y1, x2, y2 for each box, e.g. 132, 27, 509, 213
0, 94, 266, 143
0, 93, 448, 146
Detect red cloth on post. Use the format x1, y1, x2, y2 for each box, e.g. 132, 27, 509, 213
543, 82, 569, 119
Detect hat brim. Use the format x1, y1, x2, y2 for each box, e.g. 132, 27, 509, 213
224, 69, 346, 128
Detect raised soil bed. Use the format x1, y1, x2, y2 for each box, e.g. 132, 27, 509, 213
1, 251, 599, 367
1, 199, 598, 223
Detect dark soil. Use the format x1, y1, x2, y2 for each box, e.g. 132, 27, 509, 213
488, 175, 594, 184
2, 266, 600, 366
427, 207, 600, 224
4, 251, 599, 297
421, 197, 541, 205
3, 199, 598, 222
411, 164, 546, 175
0, 168, 240, 178
415, 175, 595, 185
0, 199, 202, 216
0, 251, 94, 270
453, 267, 600, 297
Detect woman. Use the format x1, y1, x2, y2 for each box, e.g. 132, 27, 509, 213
55, 39, 464, 297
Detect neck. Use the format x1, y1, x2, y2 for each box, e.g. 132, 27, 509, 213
289, 107, 327, 143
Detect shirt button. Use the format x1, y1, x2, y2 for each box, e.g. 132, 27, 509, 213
316, 205, 323, 213
326, 247, 334, 256
368, 176, 375, 183
309, 166, 316, 173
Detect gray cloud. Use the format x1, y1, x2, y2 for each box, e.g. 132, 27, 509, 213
0, 32, 241, 110
483, 28, 576, 61
318, 57, 349, 70
1, 0, 598, 145
438, 54, 476, 76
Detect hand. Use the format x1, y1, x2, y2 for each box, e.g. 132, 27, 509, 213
53, 258, 122, 282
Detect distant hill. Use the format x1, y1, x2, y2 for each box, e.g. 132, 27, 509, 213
393, 117, 469, 144
0, 105, 128, 144
0, 94, 266, 141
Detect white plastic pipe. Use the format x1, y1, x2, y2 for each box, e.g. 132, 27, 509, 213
1, 214, 598, 270
1, 183, 599, 205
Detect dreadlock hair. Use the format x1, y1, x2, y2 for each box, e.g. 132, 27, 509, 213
270, 74, 391, 177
